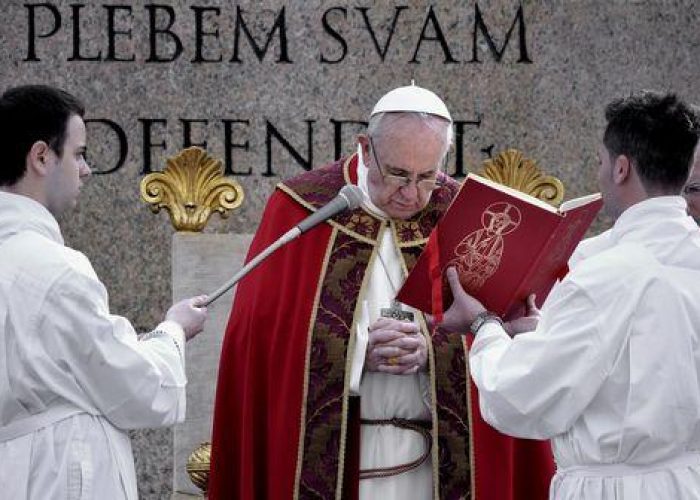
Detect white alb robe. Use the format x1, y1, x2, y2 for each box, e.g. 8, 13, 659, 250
349, 156, 433, 499
469, 196, 700, 499
0, 192, 187, 500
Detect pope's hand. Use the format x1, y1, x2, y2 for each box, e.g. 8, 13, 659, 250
365, 317, 427, 375
166, 295, 209, 341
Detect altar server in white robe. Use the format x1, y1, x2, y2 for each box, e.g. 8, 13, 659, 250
439, 90, 700, 499
0, 84, 208, 499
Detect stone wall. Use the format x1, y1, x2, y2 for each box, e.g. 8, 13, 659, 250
2, 0, 698, 496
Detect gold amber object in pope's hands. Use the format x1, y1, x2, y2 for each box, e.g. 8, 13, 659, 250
140, 146, 244, 232
480, 148, 564, 207
186, 441, 211, 494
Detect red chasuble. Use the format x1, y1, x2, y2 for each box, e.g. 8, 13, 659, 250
209, 155, 555, 500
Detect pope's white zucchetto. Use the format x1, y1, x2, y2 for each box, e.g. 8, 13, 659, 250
370, 83, 452, 122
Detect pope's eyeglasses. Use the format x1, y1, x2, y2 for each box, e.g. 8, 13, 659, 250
368, 135, 445, 193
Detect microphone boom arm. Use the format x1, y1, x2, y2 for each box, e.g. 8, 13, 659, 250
201, 226, 301, 307
200, 184, 365, 307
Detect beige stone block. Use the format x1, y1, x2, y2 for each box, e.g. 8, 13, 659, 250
171, 232, 253, 497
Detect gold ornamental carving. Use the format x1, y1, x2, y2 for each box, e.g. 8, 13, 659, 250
186, 441, 211, 495
479, 149, 564, 207
140, 146, 244, 231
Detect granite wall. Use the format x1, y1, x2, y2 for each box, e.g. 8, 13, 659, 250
1, 0, 699, 497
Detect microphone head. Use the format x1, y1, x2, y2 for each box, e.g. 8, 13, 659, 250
338, 185, 365, 210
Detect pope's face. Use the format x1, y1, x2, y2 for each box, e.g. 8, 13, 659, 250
684, 147, 700, 223
361, 116, 449, 220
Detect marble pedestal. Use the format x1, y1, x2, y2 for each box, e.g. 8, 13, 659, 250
171, 233, 253, 498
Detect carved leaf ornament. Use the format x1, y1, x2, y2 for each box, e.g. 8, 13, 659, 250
140, 147, 244, 231
480, 148, 564, 207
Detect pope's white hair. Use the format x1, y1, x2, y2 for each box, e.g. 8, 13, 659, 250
367, 112, 453, 161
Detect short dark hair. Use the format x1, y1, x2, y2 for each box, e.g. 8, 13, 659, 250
603, 90, 700, 192
0, 84, 85, 186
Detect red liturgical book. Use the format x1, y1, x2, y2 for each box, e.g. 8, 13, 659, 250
397, 173, 603, 320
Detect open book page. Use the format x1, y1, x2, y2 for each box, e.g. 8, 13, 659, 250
474, 173, 602, 215
559, 193, 602, 212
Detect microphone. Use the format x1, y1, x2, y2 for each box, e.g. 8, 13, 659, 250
202, 185, 365, 306
297, 184, 365, 233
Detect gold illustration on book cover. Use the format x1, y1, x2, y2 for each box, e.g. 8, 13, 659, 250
450, 202, 522, 292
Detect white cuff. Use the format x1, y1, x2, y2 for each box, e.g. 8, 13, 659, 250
474, 320, 509, 339
142, 320, 186, 363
